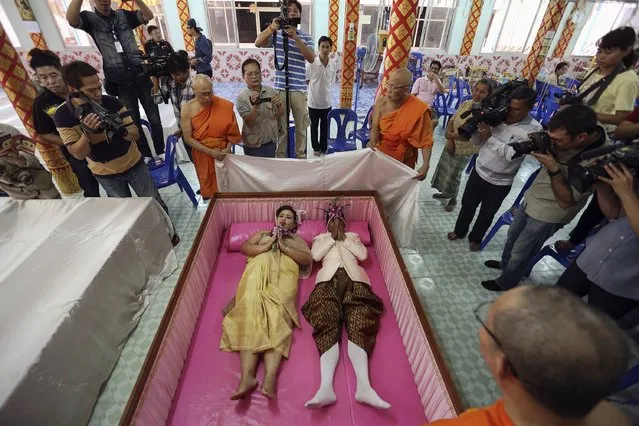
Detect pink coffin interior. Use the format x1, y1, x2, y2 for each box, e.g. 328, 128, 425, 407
124, 193, 460, 425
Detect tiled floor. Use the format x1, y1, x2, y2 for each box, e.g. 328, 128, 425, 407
87, 83, 639, 424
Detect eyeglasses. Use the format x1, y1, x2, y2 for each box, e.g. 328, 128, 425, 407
244, 71, 261, 77
473, 301, 522, 380
384, 82, 410, 91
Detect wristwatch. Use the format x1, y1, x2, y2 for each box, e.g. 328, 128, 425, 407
547, 168, 562, 177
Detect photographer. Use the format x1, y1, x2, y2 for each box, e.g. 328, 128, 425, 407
556, 162, 639, 320
29, 48, 99, 198
66, 0, 166, 160
481, 106, 607, 292
237, 58, 284, 158
144, 25, 173, 57
186, 19, 212, 78
255, 0, 315, 158
53, 61, 168, 214
152, 51, 195, 160
448, 86, 542, 251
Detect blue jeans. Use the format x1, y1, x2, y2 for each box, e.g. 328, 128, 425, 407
495, 206, 562, 289
94, 161, 168, 213
243, 141, 276, 158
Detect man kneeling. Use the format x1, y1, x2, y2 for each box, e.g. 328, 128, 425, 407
301, 202, 389, 410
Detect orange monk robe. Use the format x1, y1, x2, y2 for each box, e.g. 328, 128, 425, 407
378, 95, 434, 169
427, 400, 514, 426
191, 96, 241, 197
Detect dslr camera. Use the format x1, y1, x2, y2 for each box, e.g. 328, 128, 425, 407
509, 131, 553, 159
568, 140, 639, 193
250, 97, 272, 105
71, 93, 130, 142
275, 0, 301, 30
458, 79, 529, 139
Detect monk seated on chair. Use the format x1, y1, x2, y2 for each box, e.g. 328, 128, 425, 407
369, 68, 434, 181
181, 75, 241, 199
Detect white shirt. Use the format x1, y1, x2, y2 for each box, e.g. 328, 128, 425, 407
306, 57, 336, 109
471, 116, 543, 186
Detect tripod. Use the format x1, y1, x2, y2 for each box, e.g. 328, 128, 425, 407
273, 27, 293, 158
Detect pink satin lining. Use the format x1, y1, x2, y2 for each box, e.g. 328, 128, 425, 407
129, 196, 456, 424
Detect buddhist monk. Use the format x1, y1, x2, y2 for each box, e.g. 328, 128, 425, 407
369, 68, 433, 181
181, 75, 241, 198
429, 286, 630, 426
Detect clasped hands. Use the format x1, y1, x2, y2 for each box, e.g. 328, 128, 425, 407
207, 148, 227, 161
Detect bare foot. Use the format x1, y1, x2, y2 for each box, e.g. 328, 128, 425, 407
260, 374, 277, 399
469, 242, 480, 252
231, 376, 258, 400
305, 387, 337, 408
445, 199, 457, 212
355, 387, 391, 409
447, 232, 460, 241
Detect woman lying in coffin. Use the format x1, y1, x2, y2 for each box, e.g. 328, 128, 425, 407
220, 205, 312, 400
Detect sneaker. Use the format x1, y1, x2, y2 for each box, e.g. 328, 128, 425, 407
484, 260, 501, 270
481, 280, 505, 292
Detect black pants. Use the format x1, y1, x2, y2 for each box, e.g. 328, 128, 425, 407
454, 167, 511, 244
309, 107, 331, 153
557, 263, 638, 320
569, 194, 605, 244
117, 82, 165, 157
197, 69, 213, 78
60, 145, 100, 197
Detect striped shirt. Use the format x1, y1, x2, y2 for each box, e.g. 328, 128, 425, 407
470, 116, 543, 186
271, 30, 314, 92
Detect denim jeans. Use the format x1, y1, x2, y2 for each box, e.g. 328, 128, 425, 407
94, 161, 168, 213
118, 82, 165, 157
243, 141, 276, 158
495, 206, 562, 289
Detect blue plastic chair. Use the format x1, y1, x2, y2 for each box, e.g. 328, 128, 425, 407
539, 98, 560, 127
287, 123, 296, 158
434, 92, 458, 128
149, 135, 198, 207
465, 153, 477, 175
355, 106, 374, 148
524, 242, 585, 276
327, 109, 358, 154
479, 168, 541, 251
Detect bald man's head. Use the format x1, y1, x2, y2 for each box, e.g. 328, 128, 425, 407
485, 286, 628, 418
192, 74, 213, 105
385, 68, 413, 102
390, 68, 413, 86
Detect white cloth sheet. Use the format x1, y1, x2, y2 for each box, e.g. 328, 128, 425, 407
216, 149, 420, 247
0, 198, 177, 426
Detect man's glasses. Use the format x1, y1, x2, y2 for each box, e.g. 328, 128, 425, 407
244, 71, 261, 78
473, 301, 521, 380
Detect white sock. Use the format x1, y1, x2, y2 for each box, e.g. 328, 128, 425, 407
347, 340, 391, 409
305, 343, 339, 408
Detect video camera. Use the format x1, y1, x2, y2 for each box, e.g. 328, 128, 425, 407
509, 131, 553, 159
458, 79, 529, 139
275, 0, 301, 31
250, 97, 272, 106
70, 93, 130, 142
568, 140, 639, 193
141, 49, 172, 78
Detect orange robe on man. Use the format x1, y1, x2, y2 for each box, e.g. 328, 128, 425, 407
427, 400, 514, 426
191, 96, 241, 197
378, 95, 434, 169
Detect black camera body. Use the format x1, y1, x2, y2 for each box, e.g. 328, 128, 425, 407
458, 79, 529, 138
276, 0, 301, 31
141, 51, 172, 78
71, 93, 130, 142
509, 131, 553, 159
568, 140, 639, 193
557, 91, 582, 106
250, 97, 272, 106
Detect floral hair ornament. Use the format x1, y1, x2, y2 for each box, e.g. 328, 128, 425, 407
320, 199, 351, 229
272, 207, 307, 239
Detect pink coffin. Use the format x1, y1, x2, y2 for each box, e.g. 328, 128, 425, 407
122, 191, 462, 425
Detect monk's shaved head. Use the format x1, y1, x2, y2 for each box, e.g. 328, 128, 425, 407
389, 68, 413, 87
487, 286, 628, 418
193, 74, 213, 91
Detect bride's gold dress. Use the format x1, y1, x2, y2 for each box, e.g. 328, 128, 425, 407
221, 233, 310, 357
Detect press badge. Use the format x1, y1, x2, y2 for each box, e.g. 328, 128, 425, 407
114, 40, 123, 53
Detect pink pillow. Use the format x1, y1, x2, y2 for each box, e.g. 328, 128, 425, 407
227, 220, 371, 251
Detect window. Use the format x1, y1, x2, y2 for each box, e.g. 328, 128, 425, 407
205, 0, 312, 47
47, 0, 94, 47
572, 1, 639, 56
481, 0, 549, 53
146, 2, 172, 45
0, 4, 20, 47
413, 0, 457, 50
358, 0, 391, 46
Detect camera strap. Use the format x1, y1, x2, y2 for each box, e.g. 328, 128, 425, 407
577, 63, 626, 106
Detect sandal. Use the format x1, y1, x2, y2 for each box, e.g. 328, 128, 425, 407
445, 199, 457, 212
433, 193, 448, 199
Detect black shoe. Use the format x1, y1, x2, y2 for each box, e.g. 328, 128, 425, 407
196, 189, 201, 195
484, 260, 501, 270
481, 280, 506, 292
